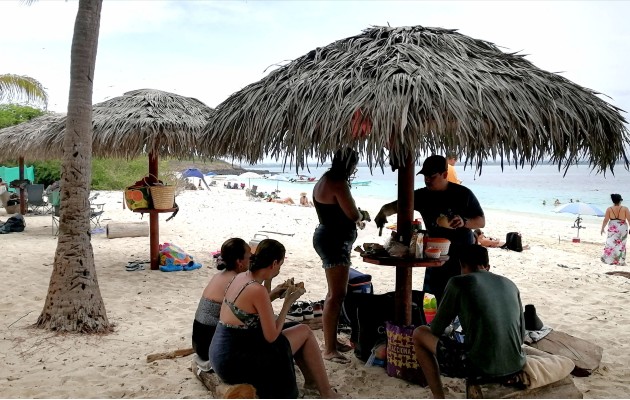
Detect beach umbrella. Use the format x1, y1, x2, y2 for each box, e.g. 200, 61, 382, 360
238, 171, 262, 187
0, 112, 66, 214
181, 168, 211, 189
0, 89, 214, 270
199, 25, 629, 324
554, 202, 605, 217
267, 174, 290, 190
554, 202, 605, 239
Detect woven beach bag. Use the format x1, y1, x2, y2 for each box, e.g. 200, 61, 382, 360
149, 185, 176, 209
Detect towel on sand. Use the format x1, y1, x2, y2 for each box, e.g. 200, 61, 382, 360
519, 352, 574, 389
524, 325, 553, 344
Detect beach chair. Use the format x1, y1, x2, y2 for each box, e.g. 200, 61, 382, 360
51, 191, 104, 234
51, 189, 61, 235
89, 193, 105, 228
26, 183, 51, 214
246, 185, 259, 200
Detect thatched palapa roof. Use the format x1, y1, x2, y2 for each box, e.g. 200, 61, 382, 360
0, 112, 65, 162
200, 25, 629, 173
0, 89, 214, 161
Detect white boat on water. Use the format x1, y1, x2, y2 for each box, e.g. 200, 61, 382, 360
290, 175, 318, 184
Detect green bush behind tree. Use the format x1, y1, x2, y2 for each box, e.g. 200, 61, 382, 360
0, 104, 45, 128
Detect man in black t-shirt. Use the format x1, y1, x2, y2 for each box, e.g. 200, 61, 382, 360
375, 155, 485, 302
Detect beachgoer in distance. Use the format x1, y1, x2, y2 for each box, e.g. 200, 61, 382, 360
601, 193, 630, 266
312, 148, 369, 364
554, 199, 561, 206
446, 153, 462, 184
412, 245, 526, 398
267, 195, 295, 204
0, 178, 9, 191
209, 239, 339, 398
375, 155, 485, 303
473, 229, 505, 248
192, 238, 292, 362
300, 192, 313, 207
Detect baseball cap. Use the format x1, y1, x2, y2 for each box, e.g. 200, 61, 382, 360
417, 155, 447, 176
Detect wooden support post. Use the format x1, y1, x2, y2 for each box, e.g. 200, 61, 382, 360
18, 156, 26, 215
394, 153, 415, 325
148, 151, 160, 270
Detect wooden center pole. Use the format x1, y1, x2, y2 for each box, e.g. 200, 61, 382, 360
148, 151, 160, 270
395, 153, 415, 325
18, 156, 27, 215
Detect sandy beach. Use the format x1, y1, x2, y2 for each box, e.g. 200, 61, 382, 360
1, 186, 628, 398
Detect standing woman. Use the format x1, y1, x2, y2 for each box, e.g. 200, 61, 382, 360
312, 148, 367, 364
601, 194, 630, 265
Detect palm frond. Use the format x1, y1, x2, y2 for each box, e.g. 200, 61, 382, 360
200, 25, 629, 174
0, 74, 48, 108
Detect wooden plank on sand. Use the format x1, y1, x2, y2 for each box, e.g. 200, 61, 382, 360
192, 361, 256, 399
530, 330, 603, 377
466, 376, 582, 399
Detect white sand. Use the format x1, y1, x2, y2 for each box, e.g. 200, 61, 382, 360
1, 187, 628, 398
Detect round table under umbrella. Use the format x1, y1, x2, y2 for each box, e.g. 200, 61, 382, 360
199, 25, 629, 324
0, 89, 214, 271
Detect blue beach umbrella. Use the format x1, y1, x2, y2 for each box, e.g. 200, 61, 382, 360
181, 168, 210, 189
554, 202, 604, 239
553, 202, 605, 217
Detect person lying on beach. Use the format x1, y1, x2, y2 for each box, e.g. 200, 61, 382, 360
412, 245, 526, 398
473, 229, 505, 248
192, 238, 293, 363
267, 195, 295, 204
209, 239, 339, 398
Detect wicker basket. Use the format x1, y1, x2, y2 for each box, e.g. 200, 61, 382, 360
149, 185, 176, 209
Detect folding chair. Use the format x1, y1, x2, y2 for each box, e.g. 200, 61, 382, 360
89, 193, 105, 228
26, 184, 51, 214
50, 189, 60, 235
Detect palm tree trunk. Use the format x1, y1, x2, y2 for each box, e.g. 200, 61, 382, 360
36, 0, 109, 332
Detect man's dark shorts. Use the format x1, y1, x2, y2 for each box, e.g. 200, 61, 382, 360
436, 334, 468, 378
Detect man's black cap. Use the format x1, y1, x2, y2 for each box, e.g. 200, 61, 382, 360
417, 155, 447, 176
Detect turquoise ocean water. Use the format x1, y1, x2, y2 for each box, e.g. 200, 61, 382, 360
239, 162, 630, 219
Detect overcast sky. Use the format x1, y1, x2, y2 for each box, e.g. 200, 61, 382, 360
1, 0, 629, 120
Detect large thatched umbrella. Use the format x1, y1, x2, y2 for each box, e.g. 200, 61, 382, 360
0, 113, 66, 214
1, 89, 214, 271
200, 25, 629, 324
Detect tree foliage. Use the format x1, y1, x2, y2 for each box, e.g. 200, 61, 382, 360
0, 74, 48, 108
0, 104, 45, 129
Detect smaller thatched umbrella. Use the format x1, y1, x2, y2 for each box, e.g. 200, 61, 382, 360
1, 89, 214, 270
0, 113, 66, 214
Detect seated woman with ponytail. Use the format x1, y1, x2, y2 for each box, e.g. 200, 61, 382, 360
210, 239, 339, 399
192, 238, 291, 363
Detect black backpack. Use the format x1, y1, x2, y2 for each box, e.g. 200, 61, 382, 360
501, 232, 523, 252
0, 214, 26, 234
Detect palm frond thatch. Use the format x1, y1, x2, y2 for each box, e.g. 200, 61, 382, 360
200, 25, 629, 173
0, 112, 64, 162
0, 89, 213, 161
0, 74, 48, 108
